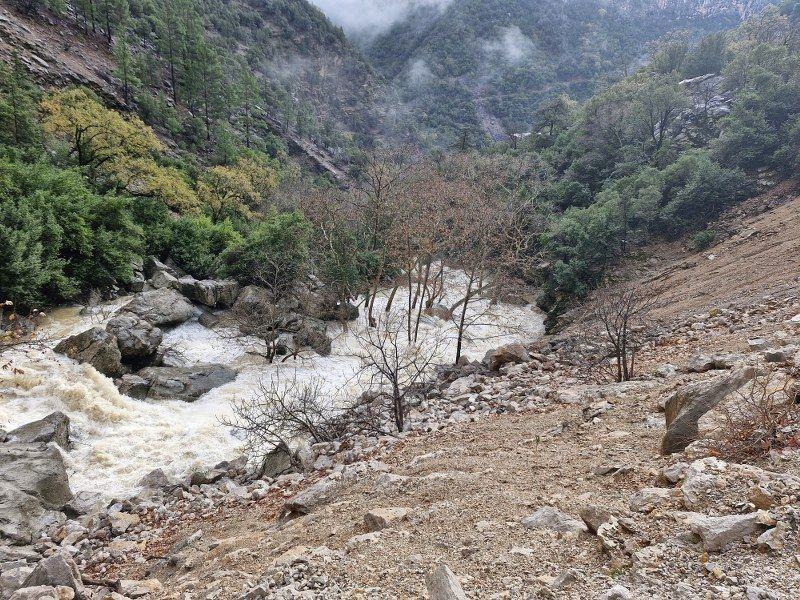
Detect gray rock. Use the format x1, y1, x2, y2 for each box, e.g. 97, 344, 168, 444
128, 271, 146, 293
117, 375, 150, 400
6, 413, 70, 449
106, 314, 163, 360
661, 367, 756, 454
126, 365, 236, 402
232, 286, 275, 314
143, 256, 178, 279
9, 587, 70, 600
137, 469, 176, 490
685, 512, 766, 552
579, 505, 613, 533
424, 304, 453, 321
293, 318, 332, 357
259, 445, 293, 479
0, 444, 73, 510
629, 488, 673, 513
178, 277, 240, 308
54, 328, 124, 378
602, 585, 633, 600
521, 507, 587, 534
686, 353, 741, 373
284, 478, 343, 515
483, 343, 530, 371
425, 564, 467, 600
364, 507, 409, 532
150, 270, 178, 290
122, 289, 194, 327
22, 554, 84, 598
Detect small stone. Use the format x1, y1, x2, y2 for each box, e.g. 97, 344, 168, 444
117, 579, 164, 598
602, 585, 633, 600
521, 507, 587, 534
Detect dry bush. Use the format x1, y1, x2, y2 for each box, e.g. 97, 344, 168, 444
577, 285, 657, 382
220, 373, 347, 474
713, 369, 800, 460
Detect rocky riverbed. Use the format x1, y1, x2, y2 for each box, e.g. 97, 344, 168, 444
0, 278, 797, 599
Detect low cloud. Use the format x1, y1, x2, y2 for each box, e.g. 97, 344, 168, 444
309, 0, 453, 40
485, 26, 535, 64
407, 59, 434, 87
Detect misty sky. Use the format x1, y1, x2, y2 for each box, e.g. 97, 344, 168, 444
309, 0, 453, 39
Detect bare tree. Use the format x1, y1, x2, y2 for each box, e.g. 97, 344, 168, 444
352, 313, 445, 433
220, 373, 345, 474
579, 286, 657, 382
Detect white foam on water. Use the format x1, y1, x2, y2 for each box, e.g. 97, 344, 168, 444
0, 269, 544, 499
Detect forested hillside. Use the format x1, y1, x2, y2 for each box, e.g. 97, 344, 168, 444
520, 2, 800, 324
362, 0, 774, 146
1, 0, 381, 167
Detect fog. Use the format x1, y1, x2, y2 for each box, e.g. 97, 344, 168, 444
485, 26, 535, 64
309, 0, 453, 40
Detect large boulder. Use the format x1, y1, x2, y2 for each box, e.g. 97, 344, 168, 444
233, 285, 275, 314
483, 343, 530, 371
122, 289, 194, 327
685, 512, 768, 552
178, 277, 240, 308
0, 444, 73, 544
143, 256, 178, 279
661, 367, 756, 454
6, 413, 70, 449
54, 328, 124, 378
123, 364, 237, 401
106, 314, 163, 360
21, 553, 84, 598
293, 318, 332, 357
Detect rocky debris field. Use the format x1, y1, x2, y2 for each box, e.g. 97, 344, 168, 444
2, 277, 798, 599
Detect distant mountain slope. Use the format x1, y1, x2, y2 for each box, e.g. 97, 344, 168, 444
0, 0, 382, 174
361, 0, 774, 145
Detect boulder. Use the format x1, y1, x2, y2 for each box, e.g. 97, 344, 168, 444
293, 319, 332, 357
0, 445, 73, 510
629, 488, 673, 513
121, 289, 194, 327
117, 580, 163, 598
686, 353, 742, 373
6, 413, 70, 449
54, 328, 124, 378
21, 554, 84, 598
178, 277, 240, 308
127, 364, 237, 401
150, 270, 178, 290
143, 256, 178, 279
685, 512, 767, 552
483, 343, 530, 371
425, 564, 467, 600
233, 286, 275, 314
364, 507, 410, 532
424, 304, 453, 321
137, 468, 176, 490
661, 367, 756, 454
106, 314, 163, 360
10, 587, 74, 600
284, 478, 343, 515
521, 506, 587, 534
117, 375, 149, 400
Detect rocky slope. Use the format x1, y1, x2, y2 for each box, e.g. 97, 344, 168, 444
1, 194, 798, 599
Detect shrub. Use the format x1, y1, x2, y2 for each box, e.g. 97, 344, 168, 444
169, 215, 242, 280
688, 229, 717, 251
221, 210, 310, 296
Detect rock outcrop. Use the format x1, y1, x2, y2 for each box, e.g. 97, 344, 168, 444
661, 367, 756, 454
54, 328, 124, 378
118, 364, 237, 402
0, 444, 72, 544
121, 289, 194, 327
6, 413, 70, 449
106, 313, 163, 360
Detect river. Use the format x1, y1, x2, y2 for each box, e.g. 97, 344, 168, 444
0, 270, 544, 500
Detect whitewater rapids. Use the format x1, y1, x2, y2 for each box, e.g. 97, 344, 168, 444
0, 271, 544, 500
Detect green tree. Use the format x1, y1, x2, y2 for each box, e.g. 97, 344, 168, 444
0, 54, 39, 147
